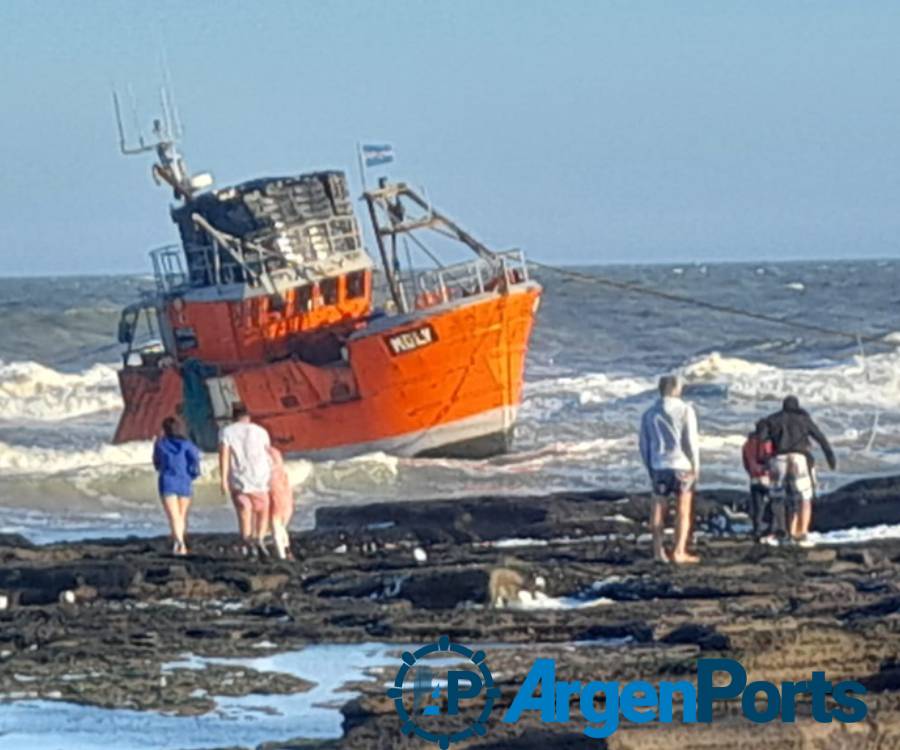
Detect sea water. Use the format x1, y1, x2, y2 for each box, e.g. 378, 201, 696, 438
0, 643, 397, 750
2, 261, 900, 542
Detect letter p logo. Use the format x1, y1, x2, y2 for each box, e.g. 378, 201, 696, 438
447, 670, 484, 715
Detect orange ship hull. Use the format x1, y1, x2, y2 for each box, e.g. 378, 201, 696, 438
114, 364, 183, 444
115, 283, 541, 459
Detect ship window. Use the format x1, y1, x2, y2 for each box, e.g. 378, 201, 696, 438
174, 327, 198, 351
320, 278, 338, 305
295, 284, 312, 312
346, 271, 366, 299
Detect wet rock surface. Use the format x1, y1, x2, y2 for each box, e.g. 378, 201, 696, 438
0, 478, 898, 748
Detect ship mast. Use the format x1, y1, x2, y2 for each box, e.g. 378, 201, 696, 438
112, 86, 212, 202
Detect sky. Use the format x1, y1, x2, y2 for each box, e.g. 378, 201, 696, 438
2, 1, 900, 276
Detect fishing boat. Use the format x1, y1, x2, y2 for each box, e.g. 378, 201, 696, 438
111, 105, 541, 459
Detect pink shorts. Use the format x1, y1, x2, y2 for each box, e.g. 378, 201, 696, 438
232, 491, 270, 513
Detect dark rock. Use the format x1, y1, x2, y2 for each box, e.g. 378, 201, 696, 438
812, 475, 900, 531
661, 623, 731, 651
0, 533, 33, 548
227, 573, 290, 594
839, 595, 900, 621
838, 548, 885, 567
861, 661, 900, 693
571, 622, 653, 644
806, 548, 838, 564
3, 476, 900, 748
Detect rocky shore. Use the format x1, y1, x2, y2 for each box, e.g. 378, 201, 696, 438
1, 478, 899, 748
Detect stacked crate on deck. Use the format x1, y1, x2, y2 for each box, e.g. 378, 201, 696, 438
171, 172, 361, 288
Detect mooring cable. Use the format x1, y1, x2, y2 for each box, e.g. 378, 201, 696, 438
528, 260, 897, 350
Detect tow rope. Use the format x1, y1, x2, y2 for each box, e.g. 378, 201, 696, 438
528, 261, 897, 351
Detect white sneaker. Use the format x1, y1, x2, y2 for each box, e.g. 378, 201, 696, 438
761, 536, 780, 547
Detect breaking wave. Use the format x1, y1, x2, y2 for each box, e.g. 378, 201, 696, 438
0, 361, 122, 421
684, 349, 900, 410
0, 439, 149, 476
524, 344, 900, 414
3, 338, 900, 536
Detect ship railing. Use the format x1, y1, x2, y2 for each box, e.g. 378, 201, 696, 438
179, 236, 276, 290
182, 215, 364, 289
150, 245, 189, 294
301, 216, 362, 260
409, 249, 530, 309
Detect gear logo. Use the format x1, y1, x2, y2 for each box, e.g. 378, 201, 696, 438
387, 635, 499, 747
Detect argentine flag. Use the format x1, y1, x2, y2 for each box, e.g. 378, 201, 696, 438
362, 143, 395, 168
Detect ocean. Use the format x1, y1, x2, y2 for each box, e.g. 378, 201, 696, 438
2, 260, 899, 543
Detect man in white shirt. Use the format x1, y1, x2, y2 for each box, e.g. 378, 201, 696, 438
639, 375, 700, 565
219, 403, 272, 553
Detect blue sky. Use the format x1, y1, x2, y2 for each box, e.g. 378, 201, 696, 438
2, 1, 900, 275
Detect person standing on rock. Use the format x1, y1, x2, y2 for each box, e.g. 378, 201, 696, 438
152, 416, 201, 556
267, 446, 295, 560
639, 375, 701, 564
219, 403, 273, 556
761, 395, 836, 547
742, 420, 778, 542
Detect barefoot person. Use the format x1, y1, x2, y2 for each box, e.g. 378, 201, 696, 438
639, 375, 701, 564
762, 395, 836, 546
152, 416, 201, 555
219, 403, 273, 555
267, 446, 295, 560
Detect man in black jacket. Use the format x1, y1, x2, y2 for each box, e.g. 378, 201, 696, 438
762, 395, 836, 545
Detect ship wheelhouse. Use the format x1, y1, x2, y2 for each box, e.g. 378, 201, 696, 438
140, 171, 374, 369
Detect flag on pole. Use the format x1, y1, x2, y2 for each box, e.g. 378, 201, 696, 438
361, 143, 395, 168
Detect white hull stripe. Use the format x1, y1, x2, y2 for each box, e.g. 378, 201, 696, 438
286, 405, 518, 460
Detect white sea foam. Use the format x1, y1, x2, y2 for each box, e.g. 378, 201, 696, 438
0, 361, 122, 421
509, 589, 614, 610
526, 372, 654, 405
492, 537, 550, 549
683, 350, 900, 410
282, 458, 314, 486
808, 523, 900, 546
0, 439, 150, 476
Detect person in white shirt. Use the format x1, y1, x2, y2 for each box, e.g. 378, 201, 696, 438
639, 375, 700, 564
219, 403, 272, 555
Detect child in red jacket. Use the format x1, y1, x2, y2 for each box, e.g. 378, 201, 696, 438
742, 420, 775, 542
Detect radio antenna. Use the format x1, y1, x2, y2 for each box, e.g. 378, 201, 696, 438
161, 49, 184, 139
111, 78, 213, 201
127, 84, 145, 148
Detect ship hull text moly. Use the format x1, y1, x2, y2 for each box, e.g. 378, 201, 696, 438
502, 658, 867, 739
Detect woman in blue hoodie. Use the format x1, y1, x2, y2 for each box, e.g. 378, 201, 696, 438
152, 416, 201, 555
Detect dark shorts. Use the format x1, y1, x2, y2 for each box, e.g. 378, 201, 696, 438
651, 469, 695, 498
158, 478, 193, 499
